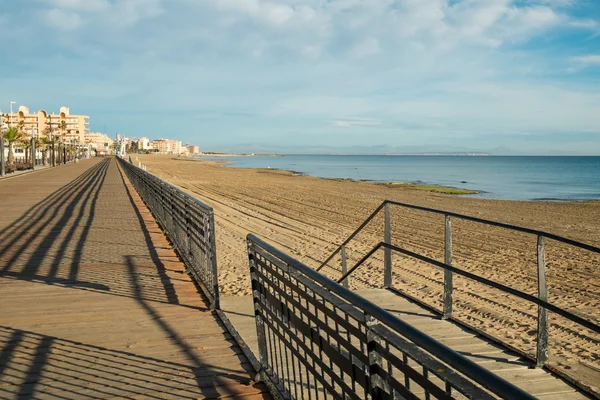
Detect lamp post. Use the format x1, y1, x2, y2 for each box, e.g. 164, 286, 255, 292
9, 101, 15, 127
48, 117, 55, 167
31, 125, 36, 170
1, 110, 6, 177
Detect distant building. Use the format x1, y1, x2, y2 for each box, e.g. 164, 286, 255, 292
138, 137, 152, 150
2, 105, 89, 143
85, 132, 114, 154
186, 145, 200, 155
151, 138, 183, 154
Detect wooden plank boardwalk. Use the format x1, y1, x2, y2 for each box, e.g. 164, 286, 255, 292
221, 290, 590, 399
0, 157, 269, 399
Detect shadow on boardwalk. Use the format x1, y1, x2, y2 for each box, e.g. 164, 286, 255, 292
0, 158, 267, 399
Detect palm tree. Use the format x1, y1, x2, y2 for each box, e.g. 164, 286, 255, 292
20, 136, 32, 164
34, 136, 45, 166
3, 127, 24, 169
41, 136, 52, 166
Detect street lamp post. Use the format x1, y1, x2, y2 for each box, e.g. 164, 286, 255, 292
48, 118, 55, 168
1, 110, 6, 177
9, 101, 15, 127
31, 126, 37, 171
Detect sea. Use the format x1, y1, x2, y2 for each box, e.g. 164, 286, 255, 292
198, 155, 600, 201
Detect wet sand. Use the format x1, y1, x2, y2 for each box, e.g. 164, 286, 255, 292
137, 154, 600, 394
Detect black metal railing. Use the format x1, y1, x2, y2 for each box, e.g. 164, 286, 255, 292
316, 200, 600, 368
117, 157, 220, 308
248, 234, 536, 400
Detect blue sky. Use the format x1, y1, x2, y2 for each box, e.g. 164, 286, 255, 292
1, 0, 599, 154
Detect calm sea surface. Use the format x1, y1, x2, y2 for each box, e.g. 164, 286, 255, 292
198, 155, 600, 201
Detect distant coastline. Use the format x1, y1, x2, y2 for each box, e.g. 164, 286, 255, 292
198, 153, 284, 157
191, 154, 600, 201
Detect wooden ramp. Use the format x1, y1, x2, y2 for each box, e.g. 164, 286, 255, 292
0, 158, 269, 399
221, 289, 589, 399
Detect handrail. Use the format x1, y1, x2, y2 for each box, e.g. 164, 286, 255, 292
248, 234, 537, 400
316, 201, 386, 272
385, 200, 600, 254
117, 156, 219, 308
316, 198, 600, 369
338, 241, 600, 335
318, 200, 600, 273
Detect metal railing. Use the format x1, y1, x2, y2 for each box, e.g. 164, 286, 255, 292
317, 200, 600, 368
117, 157, 220, 308
248, 234, 536, 400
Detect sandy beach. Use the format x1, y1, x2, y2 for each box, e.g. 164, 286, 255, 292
137, 154, 600, 393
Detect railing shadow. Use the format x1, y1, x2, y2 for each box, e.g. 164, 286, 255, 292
0, 326, 259, 399
0, 158, 197, 307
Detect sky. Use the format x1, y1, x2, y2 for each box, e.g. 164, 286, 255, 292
1, 0, 599, 155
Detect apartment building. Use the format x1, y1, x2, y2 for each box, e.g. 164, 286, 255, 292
138, 137, 152, 150
85, 132, 114, 153
151, 138, 182, 154
2, 105, 90, 143
186, 145, 200, 154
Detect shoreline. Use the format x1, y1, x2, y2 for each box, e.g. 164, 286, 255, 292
180, 155, 600, 202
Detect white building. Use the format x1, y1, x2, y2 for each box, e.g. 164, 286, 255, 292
138, 137, 151, 150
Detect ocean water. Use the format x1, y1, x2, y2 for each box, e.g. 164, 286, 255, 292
198, 155, 600, 201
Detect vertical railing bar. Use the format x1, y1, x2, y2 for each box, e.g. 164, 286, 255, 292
209, 209, 220, 309
341, 245, 349, 289
383, 203, 392, 288
536, 235, 549, 368
443, 215, 453, 319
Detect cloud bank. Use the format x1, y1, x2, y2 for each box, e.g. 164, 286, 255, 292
0, 0, 599, 154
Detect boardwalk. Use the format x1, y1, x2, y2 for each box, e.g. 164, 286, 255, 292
0, 158, 269, 399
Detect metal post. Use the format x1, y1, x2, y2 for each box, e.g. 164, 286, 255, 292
209, 210, 220, 310
31, 126, 36, 170
0, 113, 5, 177
536, 235, 549, 367
0, 135, 5, 177
443, 215, 453, 319
249, 244, 269, 371
31, 137, 35, 170
341, 245, 349, 288
383, 202, 392, 288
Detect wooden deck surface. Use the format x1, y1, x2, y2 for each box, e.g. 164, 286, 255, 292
221, 289, 590, 399
0, 158, 269, 399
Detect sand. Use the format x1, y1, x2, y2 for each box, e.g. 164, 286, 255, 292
136, 154, 600, 394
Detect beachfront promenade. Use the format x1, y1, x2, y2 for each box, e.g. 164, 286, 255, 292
0, 158, 269, 399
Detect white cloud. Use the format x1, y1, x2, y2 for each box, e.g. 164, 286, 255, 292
572, 55, 600, 65
45, 8, 83, 30
41, 0, 163, 29
42, 0, 111, 12
331, 118, 382, 128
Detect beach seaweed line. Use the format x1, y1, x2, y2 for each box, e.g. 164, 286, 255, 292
182, 156, 479, 195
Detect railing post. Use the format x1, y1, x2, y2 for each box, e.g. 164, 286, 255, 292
249, 244, 269, 372
536, 235, 549, 367
341, 245, 349, 288
383, 202, 392, 288
209, 210, 220, 310
443, 215, 453, 319
1, 137, 5, 177
366, 315, 388, 399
